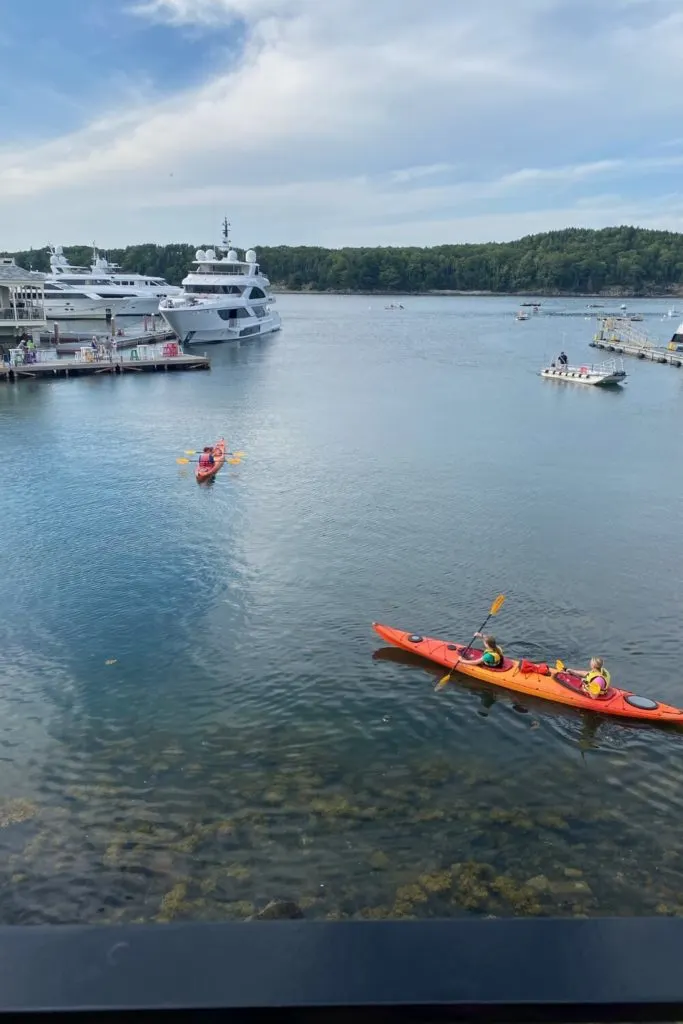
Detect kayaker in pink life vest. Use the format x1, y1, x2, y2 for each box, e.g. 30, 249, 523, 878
198, 446, 215, 469
551, 657, 611, 698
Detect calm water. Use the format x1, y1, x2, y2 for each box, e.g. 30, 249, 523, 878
1, 295, 683, 924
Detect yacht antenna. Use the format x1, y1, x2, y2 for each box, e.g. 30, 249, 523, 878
222, 217, 231, 248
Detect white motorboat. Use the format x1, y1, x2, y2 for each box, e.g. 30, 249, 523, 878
43, 246, 181, 319
540, 358, 627, 387
159, 220, 281, 345
516, 310, 529, 321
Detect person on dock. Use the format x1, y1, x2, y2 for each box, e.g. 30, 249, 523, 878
198, 446, 215, 470
558, 351, 568, 367
469, 634, 504, 669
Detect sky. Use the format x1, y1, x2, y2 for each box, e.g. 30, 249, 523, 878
3, 0, 683, 248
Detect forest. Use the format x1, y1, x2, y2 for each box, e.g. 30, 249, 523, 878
7, 226, 683, 295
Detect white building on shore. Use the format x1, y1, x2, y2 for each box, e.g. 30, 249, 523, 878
0, 259, 46, 342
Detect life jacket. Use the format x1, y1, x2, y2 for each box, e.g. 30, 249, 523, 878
483, 647, 503, 668
199, 451, 213, 467
584, 667, 611, 695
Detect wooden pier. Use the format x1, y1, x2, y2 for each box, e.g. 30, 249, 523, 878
0, 352, 209, 382
591, 317, 683, 367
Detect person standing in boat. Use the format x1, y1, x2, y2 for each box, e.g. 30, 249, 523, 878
558, 351, 568, 367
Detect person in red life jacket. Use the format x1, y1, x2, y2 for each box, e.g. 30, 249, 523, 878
198, 446, 215, 469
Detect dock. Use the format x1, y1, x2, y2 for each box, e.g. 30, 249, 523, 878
1, 345, 209, 382
591, 316, 683, 367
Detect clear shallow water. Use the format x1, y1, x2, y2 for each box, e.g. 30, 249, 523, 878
1, 296, 683, 923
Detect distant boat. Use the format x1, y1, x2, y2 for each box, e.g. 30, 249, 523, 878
620, 303, 627, 310
516, 310, 529, 321
629, 314, 643, 322
385, 303, 404, 310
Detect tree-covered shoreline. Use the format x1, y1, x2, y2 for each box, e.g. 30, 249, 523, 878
7, 226, 683, 296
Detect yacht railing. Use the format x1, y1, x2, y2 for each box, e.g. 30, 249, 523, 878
0, 308, 45, 321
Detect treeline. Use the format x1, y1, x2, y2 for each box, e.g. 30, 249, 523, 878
7, 227, 683, 294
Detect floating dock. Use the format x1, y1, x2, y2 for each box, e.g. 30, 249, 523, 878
591, 317, 683, 367
1, 348, 209, 383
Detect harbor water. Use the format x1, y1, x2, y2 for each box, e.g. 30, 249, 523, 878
1, 295, 683, 924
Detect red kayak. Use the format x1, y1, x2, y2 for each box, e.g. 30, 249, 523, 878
196, 439, 226, 483
372, 622, 683, 724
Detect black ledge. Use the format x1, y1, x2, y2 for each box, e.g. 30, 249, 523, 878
1, 918, 683, 1021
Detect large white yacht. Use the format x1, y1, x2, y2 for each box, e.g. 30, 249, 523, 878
43, 246, 181, 319
159, 221, 281, 345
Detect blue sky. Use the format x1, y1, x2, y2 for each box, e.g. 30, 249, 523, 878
2, 0, 683, 248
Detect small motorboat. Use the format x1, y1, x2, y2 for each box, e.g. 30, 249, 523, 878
540, 358, 626, 387
516, 310, 529, 321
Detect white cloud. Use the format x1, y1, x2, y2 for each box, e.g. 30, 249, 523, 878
2, 0, 683, 247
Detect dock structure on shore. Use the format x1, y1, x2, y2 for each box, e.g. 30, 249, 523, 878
1, 343, 209, 382
591, 317, 683, 367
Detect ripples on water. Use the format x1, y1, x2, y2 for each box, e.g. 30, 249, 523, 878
1, 296, 683, 923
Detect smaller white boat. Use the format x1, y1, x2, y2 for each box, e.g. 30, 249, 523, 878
540, 358, 627, 387
516, 310, 529, 321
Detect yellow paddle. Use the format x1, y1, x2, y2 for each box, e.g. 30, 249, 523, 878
176, 448, 245, 465
436, 594, 506, 691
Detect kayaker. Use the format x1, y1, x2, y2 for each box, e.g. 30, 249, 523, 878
198, 446, 215, 469
470, 634, 504, 669
554, 657, 611, 698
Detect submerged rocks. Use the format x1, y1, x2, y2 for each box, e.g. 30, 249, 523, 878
253, 899, 304, 920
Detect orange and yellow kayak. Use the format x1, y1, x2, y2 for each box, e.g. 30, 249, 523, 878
196, 438, 226, 483
372, 622, 683, 724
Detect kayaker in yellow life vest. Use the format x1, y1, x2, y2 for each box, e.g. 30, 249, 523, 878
564, 657, 611, 698
470, 634, 504, 669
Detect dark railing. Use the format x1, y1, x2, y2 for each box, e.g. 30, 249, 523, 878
0, 308, 44, 321
1, 918, 683, 1020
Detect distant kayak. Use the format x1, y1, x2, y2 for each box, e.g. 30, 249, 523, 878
372, 623, 683, 724
196, 438, 226, 483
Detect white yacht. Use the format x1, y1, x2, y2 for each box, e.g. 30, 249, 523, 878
159, 221, 281, 345
43, 246, 181, 319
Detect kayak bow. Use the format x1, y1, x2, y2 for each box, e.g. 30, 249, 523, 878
372, 622, 683, 724
195, 438, 226, 483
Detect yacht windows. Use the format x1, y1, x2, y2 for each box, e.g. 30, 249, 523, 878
93, 292, 137, 298
253, 306, 268, 318
217, 307, 252, 321
184, 284, 243, 295
249, 287, 266, 300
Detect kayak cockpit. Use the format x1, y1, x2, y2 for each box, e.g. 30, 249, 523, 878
553, 671, 615, 700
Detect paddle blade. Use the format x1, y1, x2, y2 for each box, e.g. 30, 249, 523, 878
233, 451, 246, 458
227, 457, 241, 464
184, 450, 197, 456
555, 659, 565, 671
435, 672, 451, 690
176, 457, 190, 464
490, 594, 506, 616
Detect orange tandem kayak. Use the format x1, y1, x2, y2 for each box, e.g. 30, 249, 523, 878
196, 438, 226, 483
372, 622, 683, 724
